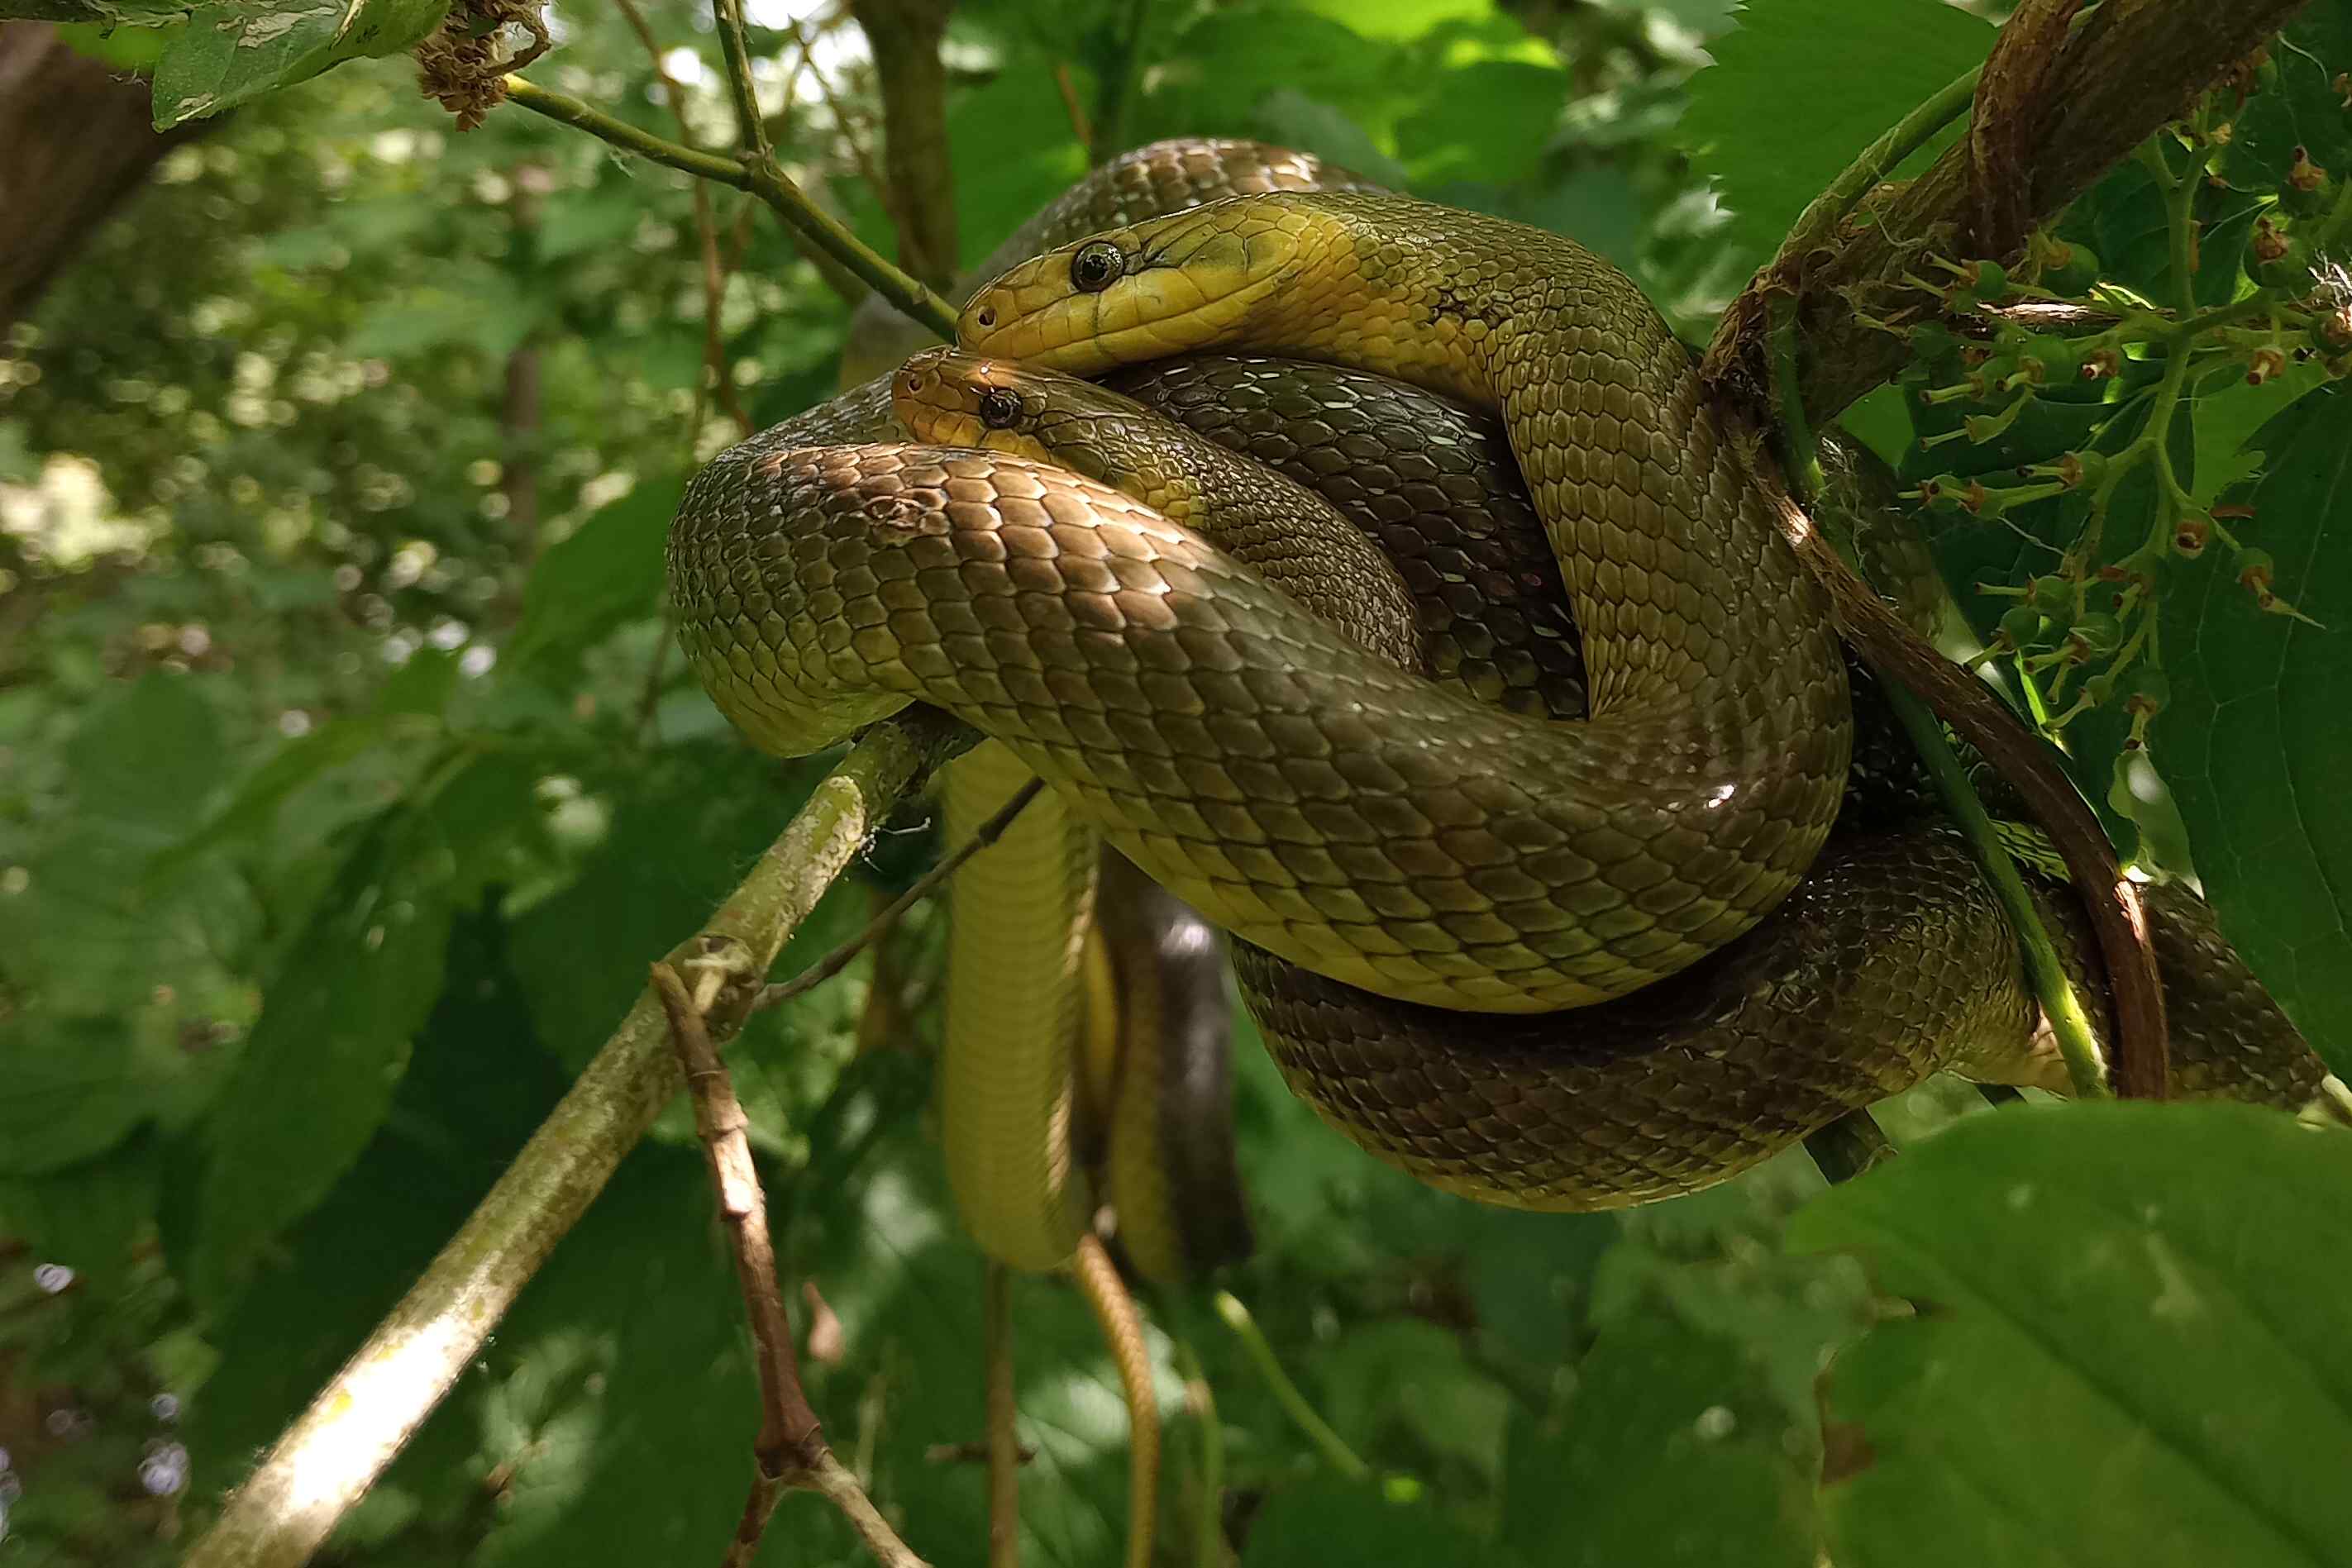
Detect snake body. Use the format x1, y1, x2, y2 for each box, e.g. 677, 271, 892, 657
670, 145, 2331, 1213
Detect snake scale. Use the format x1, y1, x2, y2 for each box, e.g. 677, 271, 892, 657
671, 140, 2331, 1214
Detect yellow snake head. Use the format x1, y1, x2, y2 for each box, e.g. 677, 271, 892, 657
890, 346, 1201, 523
957, 198, 1310, 374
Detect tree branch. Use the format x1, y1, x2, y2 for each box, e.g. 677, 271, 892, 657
1706, 0, 2311, 424
502, 74, 958, 338
848, 0, 959, 290
653, 962, 929, 1568
182, 715, 957, 1568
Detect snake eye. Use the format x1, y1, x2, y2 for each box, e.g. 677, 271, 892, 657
977, 388, 1023, 430
1068, 240, 1124, 293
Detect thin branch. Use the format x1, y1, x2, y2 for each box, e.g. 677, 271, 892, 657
1070, 1235, 1158, 1568
1706, 0, 2312, 422
653, 961, 928, 1568
985, 1261, 1022, 1568
1053, 63, 1095, 160
1737, 431, 2166, 1099
182, 716, 956, 1568
753, 776, 1045, 1013
1210, 1291, 1368, 1483
503, 75, 959, 338
714, 0, 775, 163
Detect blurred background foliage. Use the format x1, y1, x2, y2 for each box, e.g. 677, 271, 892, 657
0, 0, 2346, 1564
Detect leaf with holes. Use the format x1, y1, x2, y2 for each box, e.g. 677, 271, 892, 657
151, 0, 451, 129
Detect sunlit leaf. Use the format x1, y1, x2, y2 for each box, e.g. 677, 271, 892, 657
151, 0, 452, 130
2157, 385, 2352, 1074
1679, 0, 1992, 258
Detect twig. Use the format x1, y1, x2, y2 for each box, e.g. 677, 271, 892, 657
1741, 441, 2164, 1099
613, 0, 756, 443
1805, 1111, 1896, 1185
1070, 1236, 1158, 1568
1768, 288, 2118, 1097
182, 716, 956, 1568
1705, 0, 2313, 422
714, 0, 775, 163
653, 960, 813, 1564
985, 1261, 1022, 1568
791, 16, 910, 254
753, 776, 1044, 1013
1209, 1291, 1368, 1483
503, 75, 959, 338
653, 962, 930, 1568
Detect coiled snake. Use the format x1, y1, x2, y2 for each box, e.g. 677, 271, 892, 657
670, 141, 2329, 1218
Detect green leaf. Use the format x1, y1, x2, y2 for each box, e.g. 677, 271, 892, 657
1395, 60, 1568, 188
2156, 384, 2352, 1075
1241, 1475, 1502, 1566
151, 0, 451, 130
187, 908, 567, 1508
503, 479, 686, 678
1500, 1309, 1820, 1566
187, 751, 543, 1305
0, 1133, 158, 1292
1789, 1103, 2352, 1568
2231, 2, 2352, 191
1678, 0, 1993, 258
64, 670, 226, 843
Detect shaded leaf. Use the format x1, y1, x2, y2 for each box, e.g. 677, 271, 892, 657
1240, 1475, 1502, 1566
1679, 0, 1992, 258
503, 479, 687, 678
1500, 1308, 1819, 1567
2156, 384, 2352, 1074
187, 750, 544, 1304
1790, 1103, 2352, 1568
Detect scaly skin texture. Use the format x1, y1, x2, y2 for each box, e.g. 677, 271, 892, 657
867, 346, 2331, 1203
672, 160, 2330, 1209
956, 192, 1853, 1008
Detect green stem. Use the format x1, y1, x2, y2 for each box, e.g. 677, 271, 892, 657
1211, 1291, 1369, 1483
713, 0, 775, 160
1090, 0, 1154, 164
1801, 64, 1984, 236
1882, 683, 2111, 1099
503, 76, 958, 340
1172, 1334, 1226, 1568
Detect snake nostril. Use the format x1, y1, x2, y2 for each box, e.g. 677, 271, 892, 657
976, 307, 996, 327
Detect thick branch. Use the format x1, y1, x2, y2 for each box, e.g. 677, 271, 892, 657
1706, 0, 2311, 423
1968, 0, 2082, 260
848, 0, 959, 290
183, 715, 956, 1568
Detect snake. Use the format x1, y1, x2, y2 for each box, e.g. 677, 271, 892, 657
669, 141, 2333, 1218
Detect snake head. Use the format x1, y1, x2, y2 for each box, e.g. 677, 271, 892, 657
891, 346, 1194, 515
890, 347, 1057, 455
958, 197, 1310, 374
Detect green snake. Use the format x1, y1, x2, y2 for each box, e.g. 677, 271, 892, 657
670, 141, 2331, 1218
